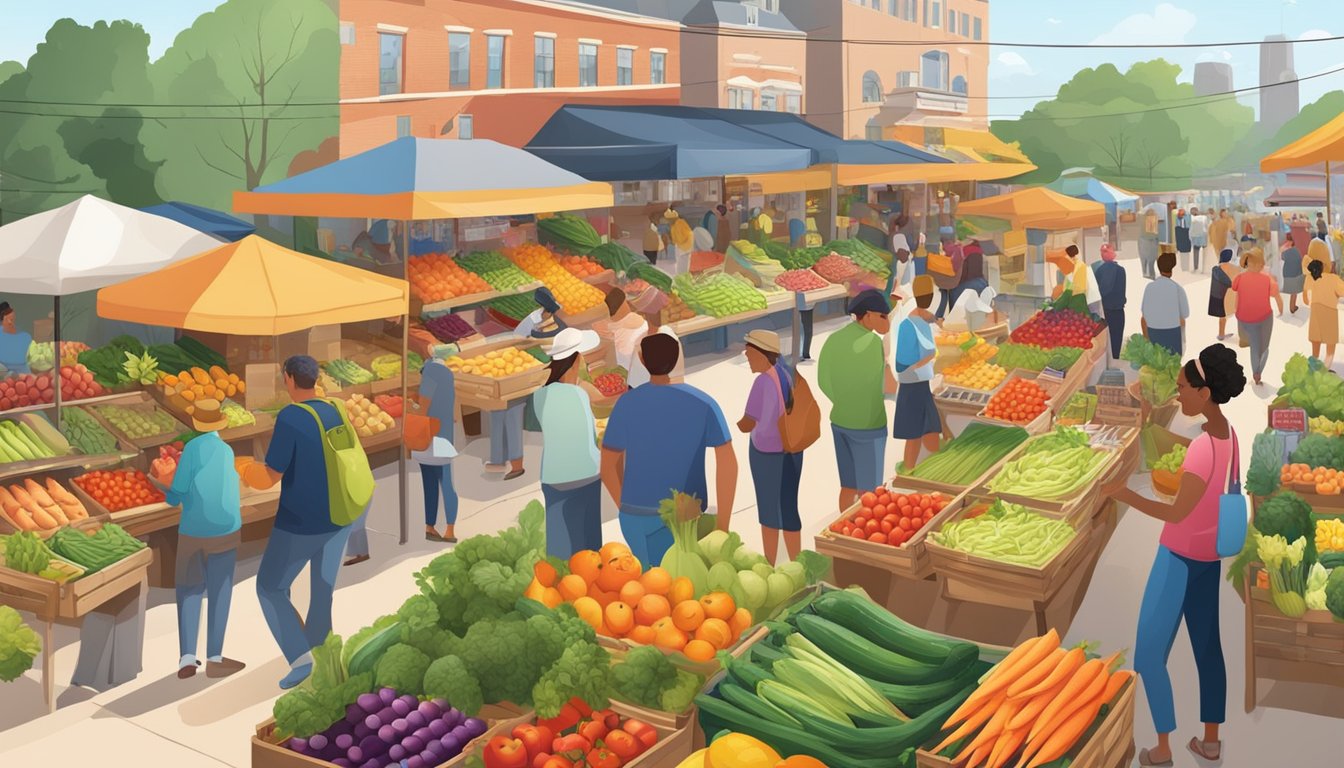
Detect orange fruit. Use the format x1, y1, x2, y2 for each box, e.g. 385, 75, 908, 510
654, 623, 689, 652
523, 579, 546, 602
669, 576, 695, 606
605, 601, 635, 636
695, 617, 733, 649
729, 607, 753, 638
573, 596, 602, 630
627, 625, 656, 645
589, 585, 620, 608
640, 567, 673, 595
569, 550, 602, 584
533, 560, 559, 588
683, 639, 716, 662
600, 541, 633, 561
541, 587, 563, 609
777, 757, 828, 768
671, 600, 706, 632
618, 579, 646, 606
635, 594, 672, 626
558, 574, 588, 602
699, 592, 736, 622
596, 554, 642, 592
650, 616, 676, 633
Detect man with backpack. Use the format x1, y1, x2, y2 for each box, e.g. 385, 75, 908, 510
243, 355, 375, 689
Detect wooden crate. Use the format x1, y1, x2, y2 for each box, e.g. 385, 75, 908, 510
1243, 563, 1344, 713
450, 338, 550, 410
978, 428, 1136, 525
814, 483, 968, 580
558, 302, 612, 328
0, 529, 150, 622
69, 472, 169, 523
611, 700, 695, 768
84, 392, 191, 450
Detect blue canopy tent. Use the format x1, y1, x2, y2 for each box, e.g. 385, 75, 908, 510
1047, 169, 1139, 223
142, 201, 256, 242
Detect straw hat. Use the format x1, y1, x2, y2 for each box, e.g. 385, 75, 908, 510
191, 398, 228, 433
744, 329, 781, 355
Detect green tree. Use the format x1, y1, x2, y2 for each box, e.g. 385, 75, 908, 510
0, 61, 21, 88
146, 0, 338, 209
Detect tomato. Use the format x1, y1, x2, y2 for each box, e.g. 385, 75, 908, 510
898, 516, 911, 531
578, 719, 609, 744
539, 757, 573, 768
604, 729, 645, 761
849, 528, 865, 539
512, 725, 554, 761
870, 504, 886, 518
484, 737, 530, 768
864, 519, 881, 535
880, 519, 894, 535
569, 698, 593, 717
622, 719, 659, 750
877, 492, 892, 507
860, 492, 877, 508
552, 734, 592, 755
841, 525, 853, 537
868, 532, 887, 544
586, 747, 623, 768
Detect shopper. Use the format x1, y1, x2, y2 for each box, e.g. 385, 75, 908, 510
416, 356, 460, 543
1174, 209, 1192, 272
1281, 239, 1305, 314
245, 355, 360, 689
893, 276, 942, 471
1141, 251, 1189, 357
626, 286, 685, 387
601, 334, 737, 566
1092, 243, 1127, 360
599, 287, 650, 374
1290, 214, 1313, 254
713, 204, 733, 253
535, 328, 604, 560
0, 302, 32, 376
1304, 258, 1344, 368
1207, 249, 1239, 341
795, 291, 816, 362
515, 287, 567, 340
342, 504, 373, 567
1307, 237, 1335, 285
1227, 248, 1282, 386
1209, 209, 1233, 261
954, 239, 989, 311
1139, 209, 1160, 279
165, 399, 245, 680
1189, 207, 1209, 273
818, 289, 896, 511
931, 235, 964, 318
885, 214, 913, 297
1317, 211, 1329, 241
643, 212, 663, 265
737, 330, 804, 565
1103, 344, 1245, 768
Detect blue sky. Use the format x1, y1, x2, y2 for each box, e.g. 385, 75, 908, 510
1, 0, 1341, 118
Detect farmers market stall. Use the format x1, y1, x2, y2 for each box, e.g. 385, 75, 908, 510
1261, 110, 1344, 223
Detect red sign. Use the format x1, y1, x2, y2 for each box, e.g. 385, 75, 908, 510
1270, 407, 1307, 433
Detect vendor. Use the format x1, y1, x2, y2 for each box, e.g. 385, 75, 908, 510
597, 287, 649, 374
515, 287, 567, 339
0, 302, 32, 375
485, 288, 567, 481
626, 286, 684, 387
893, 276, 943, 471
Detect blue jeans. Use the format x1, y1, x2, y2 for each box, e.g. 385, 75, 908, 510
749, 444, 803, 532
1135, 546, 1226, 734
420, 463, 459, 527
831, 424, 887, 491
489, 401, 526, 464
543, 478, 603, 559
1148, 326, 1183, 358
619, 507, 674, 567
256, 525, 353, 663
176, 535, 237, 660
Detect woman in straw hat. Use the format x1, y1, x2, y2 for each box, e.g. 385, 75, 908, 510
1304, 252, 1344, 368
738, 330, 804, 564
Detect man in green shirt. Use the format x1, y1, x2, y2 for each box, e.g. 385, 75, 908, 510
818, 289, 896, 511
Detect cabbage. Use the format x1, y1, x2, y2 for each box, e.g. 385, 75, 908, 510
707, 561, 737, 593
734, 570, 768, 613
698, 530, 740, 565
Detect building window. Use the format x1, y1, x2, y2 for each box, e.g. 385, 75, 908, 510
973, 17, 982, 41
744, 0, 779, 11
486, 34, 506, 89
458, 114, 474, 140
579, 43, 598, 87
650, 51, 666, 84
784, 93, 802, 113
339, 22, 355, 46
862, 70, 883, 103
947, 10, 955, 34
888, 0, 897, 14
728, 87, 754, 110
952, 75, 967, 95
449, 32, 471, 90
921, 50, 949, 91
906, 0, 918, 22
960, 13, 970, 37
760, 89, 779, 111
379, 33, 404, 96
929, 0, 942, 28
534, 35, 555, 88
396, 115, 411, 137
617, 48, 633, 85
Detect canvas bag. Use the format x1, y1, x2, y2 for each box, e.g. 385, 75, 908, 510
1216, 429, 1247, 558
772, 366, 821, 453
294, 399, 376, 527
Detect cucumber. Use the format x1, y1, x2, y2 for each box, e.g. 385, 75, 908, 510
813, 589, 978, 665
1320, 551, 1344, 570
347, 622, 404, 677
781, 683, 975, 759
723, 657, 773, 692
694, 695, 893, 768
748, 640, 787, 667
793, 613, 951, 685
716, 681, 800, 728
862, 659, 992, 715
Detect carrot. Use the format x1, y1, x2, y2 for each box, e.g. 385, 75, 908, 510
1011, 646, 1086, 700
1004, 647, 1067, 699
1007, 680, 1067, 732
964, 744, 993, 768
948, 630, 1061, 726
1024, 697, 1106, 768
1026, 658, 1107, 743
45, 478, 82, 507
955, 697, 1027, 764
986, 727, 1030, 768
1101, 669, 1134, 705
933, 691, 1008, 755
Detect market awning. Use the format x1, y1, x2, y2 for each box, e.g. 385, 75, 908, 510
881, 126, 1037, 184
96, 235, 409, 336
1265, 187, 1327, 207
0, 195, 222, 295
142, 201, 256, 242
1261, 111, 1344, 173
955, 187, 1106, 230
940, 128, 1034, 165
232, 137, 614, 220
1046, 171, 1140, 215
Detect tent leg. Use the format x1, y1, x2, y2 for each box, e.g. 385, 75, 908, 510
53, 295, 62, 423
399, 313, 409, 546
1328, 161, 1333, 230
828, 166, 839, 241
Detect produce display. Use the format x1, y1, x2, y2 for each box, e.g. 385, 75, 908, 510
48, 522, 146, 573
60, 407, 119, 455
661, 295, 696, 325
374, 394, 404, 419
0, 530, 86, 582
932, 499, 1078, 568
92, 402, 181, 440
785, 246, 829, 270
1246, 430, 1285, 497
689, 250, 725, 272
825, 239, 891, 278
681, 734, 828, 768
537, 213, 602, 254
408, 254, 494, 303
444, 347, 544, 379
159, 365, 245, 404
77, 335, 147, 387
811, 253, 861, 283
72, 469, 165, 513
986, 427, 1113, 500
316, 370, 343, 397
0, 365, 105, 409
621, 279, 653, 297
993, 343, 1084, 374
488, 294, 541, 323
345, 393, 397, 439
482, 702, 666, 768
900, 422, 1030, 487
1055, 392, 1097, 426
625, 262, 673, 294
929, 630, 1132, 768
507, 244, 606, 315
558, 254, 607, 279
827, 488, 948, 548
221, 401, 256, 428
457, 251, 536, 292
0, 605, 42, 682
26, 341, 90, 373
942, 360, 1007, 392
1120, 335, 1181, 406
324, 359, 377, 387
370, 353, 424, 382
774, 269, 830, 293
423, 313, 478, 344
1151, 444, 1187, 496
592, 372, 627, 398
671, 273, 767, 318
981, 377, 1050, 424
0, 477, 90, 532
1009, 309, 1101, 350
1278, 353, 1344, 420
727, 241, 786, 283
1316, 518, 1344, 554
1309, 414, 1344, 436
0, 418, 64, 462
590, 242, 643, 275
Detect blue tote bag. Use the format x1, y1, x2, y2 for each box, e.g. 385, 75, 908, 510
1216, 430, 1247, 558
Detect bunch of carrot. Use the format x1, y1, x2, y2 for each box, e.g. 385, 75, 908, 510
930, 629, 1133, 768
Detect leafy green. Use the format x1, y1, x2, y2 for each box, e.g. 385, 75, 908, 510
0, 606, 41, 683
1279, 353, 1344, 420
1026, 426, 1090, 455
612, 644, 705, 713
1290, 433, 1344, 470
1326, 567, 1344, 620
532, 642, 614, 719
422, 655, 484, 716
1255, 491, 1317, 568
342, 614, 398, 672
1246, 431, 1285, 497
1121, 334, 1181, 405
273, 633, 374, 739
373, 643, 432, 695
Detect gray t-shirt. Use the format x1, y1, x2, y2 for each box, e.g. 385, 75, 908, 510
419, 359, 456, 441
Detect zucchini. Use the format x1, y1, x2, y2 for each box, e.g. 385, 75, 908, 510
694, 695, 894, 768
723, 657, 773, 692
812, 589, 978, 665
863, 659, 992, 715
748, 641, 787, 667
793, 613, 953, 685
757, 680, 853, 728
781, 683, 975, 759
347, 622, 403, 677
716, 681, 800, 728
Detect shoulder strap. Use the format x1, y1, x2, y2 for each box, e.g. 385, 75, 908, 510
1223, 429, 1240, 495
292, 402, 323, 430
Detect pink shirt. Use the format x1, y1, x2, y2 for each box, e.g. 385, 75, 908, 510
1160, 432, 1234, 561
1232, 271, 1276, 323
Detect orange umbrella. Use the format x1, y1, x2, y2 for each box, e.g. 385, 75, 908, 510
956, 187, 1106, 230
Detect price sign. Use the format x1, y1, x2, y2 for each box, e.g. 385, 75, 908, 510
1270, 407, 1307, 434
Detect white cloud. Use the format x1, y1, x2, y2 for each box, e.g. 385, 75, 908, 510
1299, 29, 1332, 41
1196, 49, 1234, 62
1090, 3, 1197, 46
995, 51, 1036, 77
1047, 18, 1062, 25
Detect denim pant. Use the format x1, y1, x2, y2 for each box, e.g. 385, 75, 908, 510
176, 535, 237, 660
1135, 546, 1226, 734
799, 310, 814, 359
543, 478, 603, 559
1148, 326, 1183, 358
256, 525, 353, 663
1241, 317, 1273, 378
1104, 307, 1125, 360
618, 506, 674, 567
489, 400, 526, 464
749, 444, 803, 532
420, 463, 459, 527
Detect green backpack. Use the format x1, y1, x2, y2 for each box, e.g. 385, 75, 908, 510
294, 399, 375, 527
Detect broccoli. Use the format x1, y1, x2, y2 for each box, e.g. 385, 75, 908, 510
422, 655, 484, 716
1246, 431, 1284, 498
661, 669, 704, 713
402, 623, 463, 660
397, 593, 440, 632
611, 645, 679, 709
273, 672, 372, 739
1289, 433, 1344, 470
374, 643, 432, 696
532, 642, 613, 719
0, 606, 42, 683
459, 615, 535, 704
1256, 491, 1317, 567
1326, 568, 1344, 621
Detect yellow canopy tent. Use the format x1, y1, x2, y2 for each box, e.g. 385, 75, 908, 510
1261, 111, 1344, 216
96, 235, 409, 335
956, 187, 1106, 230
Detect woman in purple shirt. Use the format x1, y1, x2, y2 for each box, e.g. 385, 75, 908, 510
736, 330, 803, 565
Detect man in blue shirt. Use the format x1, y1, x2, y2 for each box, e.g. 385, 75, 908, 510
0, 302, 33, 376
244, 355, 353, 689
164, 398, 245, 679
601, 335, 738, 566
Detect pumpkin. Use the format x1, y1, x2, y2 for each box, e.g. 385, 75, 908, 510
596, 553, 641, 592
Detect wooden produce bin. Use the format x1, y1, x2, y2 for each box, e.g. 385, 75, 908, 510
450, 338, 550, 411
598, 625, 766, 680
82, 392, 192, 451
933, 379, 1002, 419
979, 427, 1138, 528
813, 482, 968, 583
1243, 565, 1344, 713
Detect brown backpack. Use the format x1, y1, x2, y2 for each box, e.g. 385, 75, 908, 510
774, 368, 821, 453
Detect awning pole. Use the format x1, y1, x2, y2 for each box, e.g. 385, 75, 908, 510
1328, 161, 1334, 229
828, 165, 838, 241
52, 295, 62, 423
399, 219, 409, 546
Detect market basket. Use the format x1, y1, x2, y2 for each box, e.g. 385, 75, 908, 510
814, 482, 968, 581
449, 338, 551, 410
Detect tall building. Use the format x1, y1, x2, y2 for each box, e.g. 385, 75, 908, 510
1259, 33, 1300, 135
1193, 62, 1233, 96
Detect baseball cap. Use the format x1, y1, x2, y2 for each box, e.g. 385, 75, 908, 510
847, 289, 891, 318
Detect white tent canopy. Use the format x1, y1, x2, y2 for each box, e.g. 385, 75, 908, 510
0, 195, 220, 295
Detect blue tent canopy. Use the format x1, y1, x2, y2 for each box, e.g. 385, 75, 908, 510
696, 107, 949, 166
1047, 170, 1139, 221
142, 201, 256, 242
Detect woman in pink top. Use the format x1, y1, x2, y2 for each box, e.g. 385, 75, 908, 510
1104, 344, 1246, 767
1226, 248, 1282, 386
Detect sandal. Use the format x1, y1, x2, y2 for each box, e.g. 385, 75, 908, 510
343, 554, 370, 566
425, 530, 446, 542
1138, 748, 1173, 767
1187, 737, 1222, 763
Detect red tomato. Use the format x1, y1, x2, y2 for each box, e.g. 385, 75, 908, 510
586, 748, 623, 768
484, 737, 530, 768
854, 515, 869, 528
850, 528, 866, 539
877, 492, 892, 507
899, 516, 912, 530
569, 698, 594, 717
841, 525, 854, 537
868, 532, 887, 544
539, 758, 573, 768
578, 719, 608, 744
880, 520, 894, 534
552, 734, 592, 755
860, 492, 877, 508
512, 725, 554, 761
864, 519, 881, 535
622, 719, 659, 750
604, 729, 645, 761
871, 504, 887, 518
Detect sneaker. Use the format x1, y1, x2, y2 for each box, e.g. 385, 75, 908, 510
504, 468, 526, 481
483, 463, 508, 473
177, 662, 200, 680
279, 662, 313, 690
206, 657, 247, 678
